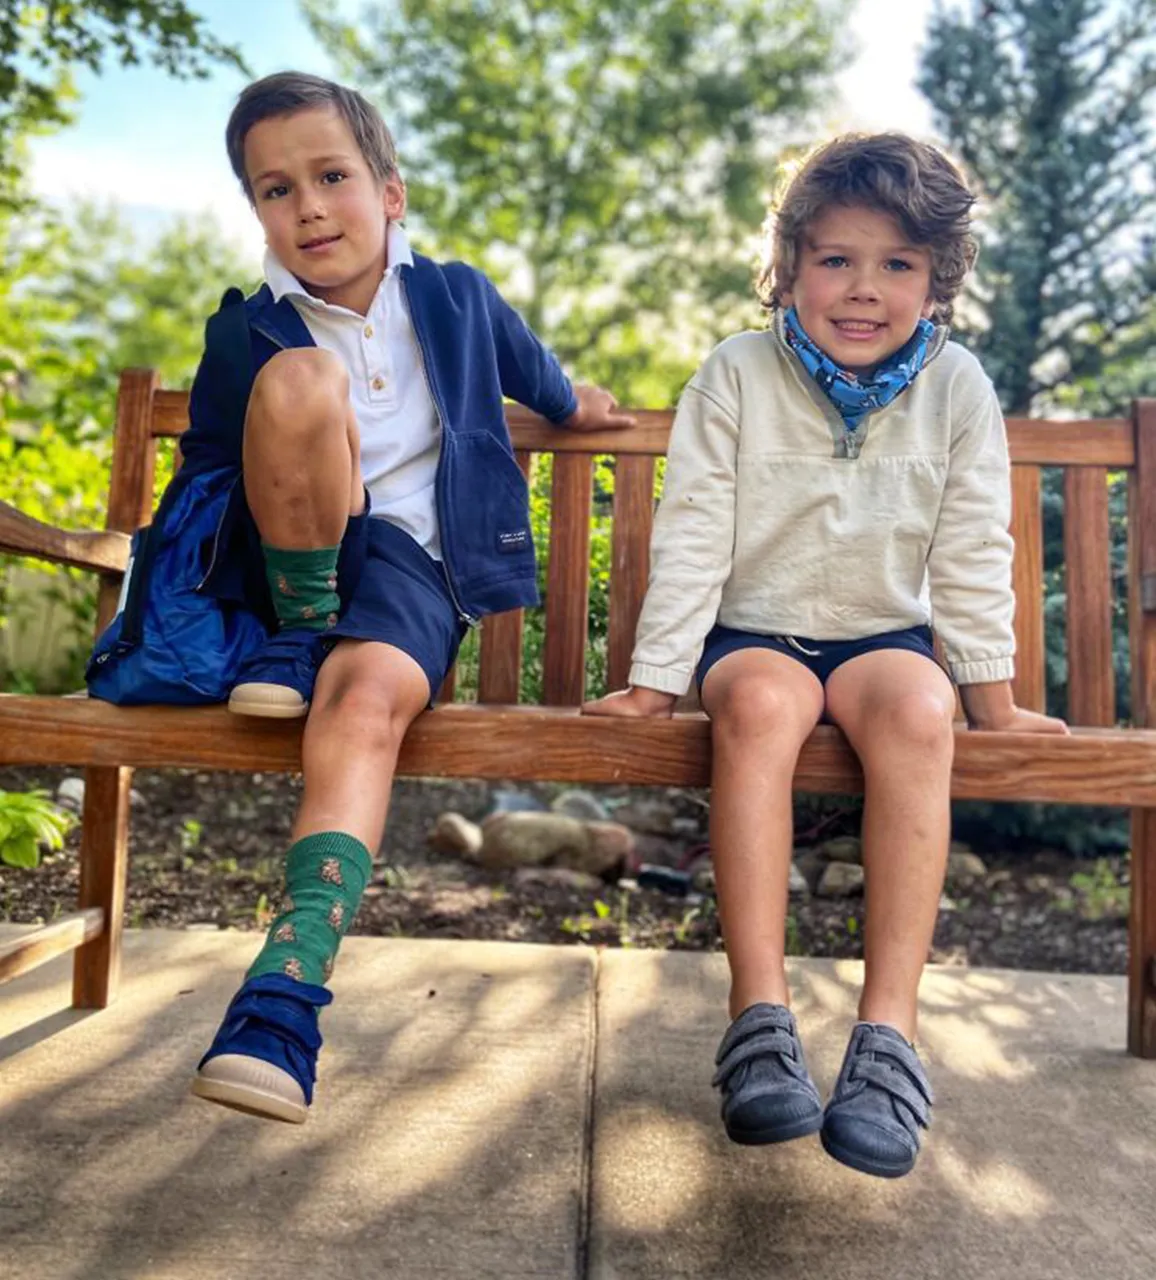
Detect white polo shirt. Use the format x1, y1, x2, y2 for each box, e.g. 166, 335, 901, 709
263, 223, 442, 558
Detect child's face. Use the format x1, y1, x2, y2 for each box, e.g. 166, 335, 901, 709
244, 106, 406, 316
781, 205, 935, 377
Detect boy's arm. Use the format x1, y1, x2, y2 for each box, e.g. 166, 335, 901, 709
483, 277, 633, 430
585, 373, 740, 716
925, 380, 1066, 734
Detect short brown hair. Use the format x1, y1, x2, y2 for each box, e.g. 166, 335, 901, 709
226, 71, 399, 200
758, 133, 978, 324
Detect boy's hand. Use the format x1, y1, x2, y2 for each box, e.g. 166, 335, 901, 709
960, 680, 1069, 734
968, 706, 1070, 734
564, 384, 637, 432
581, 686, 677, 718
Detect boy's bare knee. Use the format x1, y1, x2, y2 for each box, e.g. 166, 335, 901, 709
711, 676, 815, 743
312, 648, 428, 751
249, 349, 350, 432
870, 691, 955, 757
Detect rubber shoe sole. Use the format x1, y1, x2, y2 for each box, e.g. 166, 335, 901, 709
820, 1127, 916, 1178
726, 1109, 823, 1146
191, 1053, 308, 1124
227, 682, 309, 719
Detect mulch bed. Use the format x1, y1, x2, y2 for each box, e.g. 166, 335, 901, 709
0, 766, 1130, 974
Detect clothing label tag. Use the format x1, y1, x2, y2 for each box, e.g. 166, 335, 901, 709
497, 528, 530, 553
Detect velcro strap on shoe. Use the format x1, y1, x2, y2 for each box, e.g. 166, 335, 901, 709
853, 1059, 933, 1128
714, 1005, 796, 1065
860, 1030, 935, 1104
711, 1027, 799, 1088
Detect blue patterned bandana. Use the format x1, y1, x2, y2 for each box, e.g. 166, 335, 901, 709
782, 306, 936, 436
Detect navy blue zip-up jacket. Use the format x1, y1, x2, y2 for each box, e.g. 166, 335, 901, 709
178, 252, 579, 621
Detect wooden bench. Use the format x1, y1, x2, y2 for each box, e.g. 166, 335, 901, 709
3, 370, 1156, 1059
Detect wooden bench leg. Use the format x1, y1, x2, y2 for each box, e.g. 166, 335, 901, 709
72, 765, 132, 1009
1129, 807, 1156, 1058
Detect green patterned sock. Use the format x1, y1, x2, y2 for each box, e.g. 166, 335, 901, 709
247, 832, 372, 985
262, 543, 341, 631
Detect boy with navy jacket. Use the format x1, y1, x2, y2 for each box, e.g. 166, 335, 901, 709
180, 71, 632, 1122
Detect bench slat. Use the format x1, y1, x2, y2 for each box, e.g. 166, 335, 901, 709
0, 909, 104, 985
1011, 465, 1046, 712
5, 697, 1156, 806
1064, 466, 1115, 725
542, 454, 593, 705
1128, 400, 1156, 1055
148, 392, 1136, 466
0, 502, 131, 574
608, 455, 654, 691
477, 451, 531, 704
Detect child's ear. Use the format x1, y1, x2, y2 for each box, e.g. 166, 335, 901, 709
921, 296, 936, 320
382, 174, 407, 221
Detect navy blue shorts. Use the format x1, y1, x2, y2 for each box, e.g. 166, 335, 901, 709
208, 481, 464, 703
696, 623, 942, 692
326, 516, 468, 703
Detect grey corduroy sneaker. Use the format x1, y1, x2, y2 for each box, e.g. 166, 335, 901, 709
711, 1002, 823, 1145
820, 1022, 934, 1178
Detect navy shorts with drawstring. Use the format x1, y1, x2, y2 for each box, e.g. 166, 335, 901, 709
325, 516, 469, 704
695, 622, 943, 693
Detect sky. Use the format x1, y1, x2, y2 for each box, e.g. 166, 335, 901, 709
28, 0, 937, 267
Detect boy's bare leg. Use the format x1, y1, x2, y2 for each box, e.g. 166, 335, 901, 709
823, 650, 956, 1041
294, 638, 431, 851
242, 348, 365, 543
701, 650, 825, 1018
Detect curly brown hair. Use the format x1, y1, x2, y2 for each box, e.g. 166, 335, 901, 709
758, 133, 978, 324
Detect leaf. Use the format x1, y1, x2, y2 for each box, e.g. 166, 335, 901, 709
1, 833, 41, 869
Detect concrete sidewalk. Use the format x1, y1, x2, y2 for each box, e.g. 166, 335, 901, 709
1, 930, 1154, 1280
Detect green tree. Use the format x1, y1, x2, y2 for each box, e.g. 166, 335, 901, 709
918, 0, 1156, 415
0, 204, 254, 690
305, 0, 845, 404
0, 1, 245, 208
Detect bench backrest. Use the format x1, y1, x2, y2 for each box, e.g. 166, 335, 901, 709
103, 370, 1156, 727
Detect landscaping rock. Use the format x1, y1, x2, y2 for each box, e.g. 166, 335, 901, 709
817, 862, 865, 897
945, 850, 988, 888
427, 812, 484, 860
550, 789, 610, 822
583, 821, 635, 876
818, 835, 862, 864
479, 812, 588, 869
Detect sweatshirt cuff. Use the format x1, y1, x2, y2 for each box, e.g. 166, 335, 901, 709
628, 662, 693, 697
951, 656, 1016, 685
545, 385, 579, 426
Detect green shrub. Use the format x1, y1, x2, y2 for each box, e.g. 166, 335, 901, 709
0, 789, 73, 869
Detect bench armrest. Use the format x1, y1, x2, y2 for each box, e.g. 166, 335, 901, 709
0, 500, 131, 575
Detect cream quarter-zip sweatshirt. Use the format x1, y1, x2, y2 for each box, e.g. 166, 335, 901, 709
628, 322, 1016, 695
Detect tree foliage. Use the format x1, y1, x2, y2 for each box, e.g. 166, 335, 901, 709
0, 205, 254, 690
918, 0, 1156, 415
304, 0, 845, 403
0, 1, 246, 208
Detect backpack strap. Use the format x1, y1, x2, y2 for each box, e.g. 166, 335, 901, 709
118, 288, 253, 649
202, 285, 254, 444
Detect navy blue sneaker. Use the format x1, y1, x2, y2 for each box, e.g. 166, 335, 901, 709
191, 973, 333, 1123
228, 627, 327, 719
712, 1003, 823, 1145
821, 1023, 934, 1178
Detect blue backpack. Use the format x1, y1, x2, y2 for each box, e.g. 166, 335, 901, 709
86, 289, 267, 706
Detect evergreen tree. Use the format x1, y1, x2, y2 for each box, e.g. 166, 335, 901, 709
918, 0, 1156, 414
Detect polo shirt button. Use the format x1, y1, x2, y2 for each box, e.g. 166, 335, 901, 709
364, 324, 373, 338
371, 375, 385, 391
